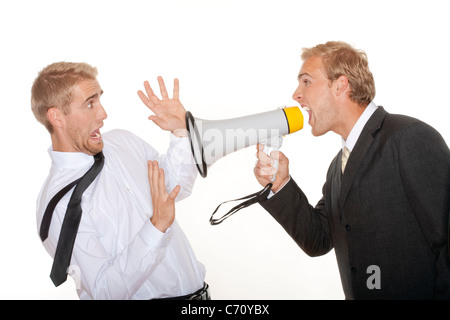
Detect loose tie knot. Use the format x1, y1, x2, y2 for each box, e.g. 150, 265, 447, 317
341, 147, 350, 173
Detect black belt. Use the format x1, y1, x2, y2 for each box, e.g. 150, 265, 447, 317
154, 282, 210, 300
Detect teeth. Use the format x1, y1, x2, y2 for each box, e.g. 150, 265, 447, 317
92, 131, 101, 139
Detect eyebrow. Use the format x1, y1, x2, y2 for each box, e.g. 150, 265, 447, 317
298, 73, 311, 80
84, 90, 104, 103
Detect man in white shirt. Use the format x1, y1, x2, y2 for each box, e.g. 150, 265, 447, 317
254, 41, 450, 299
31, 62, 207, 300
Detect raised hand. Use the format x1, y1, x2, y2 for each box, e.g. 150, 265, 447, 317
148, 160, 181, 233
138, 77, 187, 137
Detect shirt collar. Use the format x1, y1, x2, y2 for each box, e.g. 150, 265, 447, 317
48, 146, 95, 169
342, 102, 378, 152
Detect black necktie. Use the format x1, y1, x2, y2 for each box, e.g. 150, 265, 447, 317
39, 151, 104, 286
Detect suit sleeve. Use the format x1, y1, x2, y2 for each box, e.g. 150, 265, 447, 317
259, 177, 333, 257
398, 121, 450, 255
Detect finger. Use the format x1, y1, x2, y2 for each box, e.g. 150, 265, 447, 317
255, 160, 276, 176
270, 150, 280, 160
158, 167, 166, 194
173, 78, 179, 100
168, 185, 181, 201
151, 161, 160, 197
148, 160, 153, 186
138, 83, 157, 113
253, 166, 271, 183
257, 150, 273, 165
138, 90, 154, 110
277, 151, 289, 165
261, 166, 277, 176
144, 81, 160, 105
148, 161, 157, 202
148, 115, 166, 130
157, 76, 169, 99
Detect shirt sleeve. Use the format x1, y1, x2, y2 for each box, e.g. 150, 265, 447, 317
158, 134, 198, 202
108, 129, 198, 201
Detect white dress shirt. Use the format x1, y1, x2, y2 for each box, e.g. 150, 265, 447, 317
342, 102, 378, 151
36, 129, 205, 300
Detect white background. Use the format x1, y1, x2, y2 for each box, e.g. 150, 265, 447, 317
1, 0, 449, 299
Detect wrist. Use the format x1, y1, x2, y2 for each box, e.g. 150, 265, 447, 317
271, 176, 290, 193
171, 114, 188, 137
150, 216, 173, 233
172, 128, 188, 138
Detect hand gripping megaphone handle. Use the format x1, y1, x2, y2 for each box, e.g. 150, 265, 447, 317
262, 135, 283, 182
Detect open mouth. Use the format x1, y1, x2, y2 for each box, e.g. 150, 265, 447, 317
90, 128, 102, 141
302, 105, 312, 123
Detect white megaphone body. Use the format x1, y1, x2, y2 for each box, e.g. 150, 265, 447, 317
185, 106, 304, 179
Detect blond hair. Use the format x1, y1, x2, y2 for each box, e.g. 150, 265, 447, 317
302, 41, 375, 106
31, 62, 98, 133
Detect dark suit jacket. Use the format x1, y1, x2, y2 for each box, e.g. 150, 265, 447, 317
260, 107, 450, 299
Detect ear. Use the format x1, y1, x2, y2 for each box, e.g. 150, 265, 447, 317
46, 107, 64, 129
334, 75, 349, 97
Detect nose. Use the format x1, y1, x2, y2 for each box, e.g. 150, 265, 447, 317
292, 84, 303, 102
97, 103, 108, 121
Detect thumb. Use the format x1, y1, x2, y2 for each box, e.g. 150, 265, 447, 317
269, 151, 288, 163
274, 151, 288, 165
148, 115, 164, 124
168, 185, 181, 201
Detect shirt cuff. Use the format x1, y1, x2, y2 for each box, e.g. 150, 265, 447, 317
267, 176, 291, 199
170, 129, 188, 139
139, 219, 172, 247
168, 134, 196, 166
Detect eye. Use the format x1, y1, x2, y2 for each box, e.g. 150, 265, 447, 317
303, 79, 311, 86
87, 101, 94, 108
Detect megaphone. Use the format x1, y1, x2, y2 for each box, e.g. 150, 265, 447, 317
185, 106, 304, 178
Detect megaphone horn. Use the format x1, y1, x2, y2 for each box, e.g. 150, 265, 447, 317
185, 106, 304, 178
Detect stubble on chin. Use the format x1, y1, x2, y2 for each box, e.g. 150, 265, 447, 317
71, 133, 104, 155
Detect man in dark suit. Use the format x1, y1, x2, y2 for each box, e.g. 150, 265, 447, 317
254, 41, 450, 299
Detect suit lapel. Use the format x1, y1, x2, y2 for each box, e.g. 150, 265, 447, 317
330, 152, 342, 221
339, 107, 387, 207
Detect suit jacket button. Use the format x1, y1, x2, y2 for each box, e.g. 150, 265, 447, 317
345, 224, 351, 232
351, 267, 357, 274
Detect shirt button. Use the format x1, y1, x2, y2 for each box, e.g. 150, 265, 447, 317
345, 224, 351, 232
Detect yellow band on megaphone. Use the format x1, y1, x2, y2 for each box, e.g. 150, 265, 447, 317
283, 106, 304, 133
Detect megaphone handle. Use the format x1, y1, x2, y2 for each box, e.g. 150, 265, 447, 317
262, 136, 283, 182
